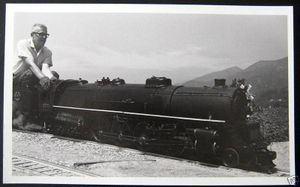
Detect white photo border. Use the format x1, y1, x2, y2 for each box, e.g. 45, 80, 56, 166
3, 3, 295, 185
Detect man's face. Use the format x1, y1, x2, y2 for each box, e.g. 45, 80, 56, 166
31, 27, 49, 48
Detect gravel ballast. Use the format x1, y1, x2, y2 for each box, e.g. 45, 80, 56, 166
11, 131, 290, 177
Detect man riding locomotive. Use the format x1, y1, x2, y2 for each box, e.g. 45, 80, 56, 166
13, 24, 58, 130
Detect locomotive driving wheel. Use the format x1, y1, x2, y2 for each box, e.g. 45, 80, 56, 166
91, 126, 105, 142
115, 123, 132, 147
221, 148, 240, 168
133, 123, 153, 152
90, 116, 111, 142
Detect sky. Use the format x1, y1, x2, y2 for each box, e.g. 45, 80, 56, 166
12, 8, 288, 84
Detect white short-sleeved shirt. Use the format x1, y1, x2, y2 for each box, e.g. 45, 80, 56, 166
13, 39, 52, 77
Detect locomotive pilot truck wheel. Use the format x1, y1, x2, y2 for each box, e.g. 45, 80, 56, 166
221, 148, 240, 168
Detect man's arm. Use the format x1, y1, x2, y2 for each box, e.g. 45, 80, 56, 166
17, 40, 51, 90
21, 57, 46, 79
23, 57, 51, 90
17, 40, 46, 79
42, 63, 55, 79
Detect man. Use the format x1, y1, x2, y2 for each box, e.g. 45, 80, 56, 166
13, 24, 57, 130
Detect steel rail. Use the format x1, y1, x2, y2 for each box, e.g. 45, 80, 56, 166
12, 153, 100, 177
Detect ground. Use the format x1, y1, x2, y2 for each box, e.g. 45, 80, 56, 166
11, 131, 290, 178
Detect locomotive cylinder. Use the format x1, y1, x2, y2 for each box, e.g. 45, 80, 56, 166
186, 128, 219, 154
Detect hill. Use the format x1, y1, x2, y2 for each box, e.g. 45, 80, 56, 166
184, 66, 242, 87
183, 57, 288, 106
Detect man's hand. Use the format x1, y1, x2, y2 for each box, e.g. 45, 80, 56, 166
50, 76, 58, 83
39, 76, 51, 90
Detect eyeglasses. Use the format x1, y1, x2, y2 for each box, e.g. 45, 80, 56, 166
33, 32, 50, 38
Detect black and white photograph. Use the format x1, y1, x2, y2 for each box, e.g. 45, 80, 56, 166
3, 3, 295, 185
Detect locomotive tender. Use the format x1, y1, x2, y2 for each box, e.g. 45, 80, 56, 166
37, 76, 276, 171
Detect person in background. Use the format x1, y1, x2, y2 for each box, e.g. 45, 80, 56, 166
13, 23, 58, 131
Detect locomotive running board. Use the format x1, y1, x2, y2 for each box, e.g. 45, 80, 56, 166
53, 105, 226, 123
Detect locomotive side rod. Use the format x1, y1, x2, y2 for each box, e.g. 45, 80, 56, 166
52, 105, 226, 123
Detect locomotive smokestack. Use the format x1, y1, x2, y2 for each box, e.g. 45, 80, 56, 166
214, 79, 226, 87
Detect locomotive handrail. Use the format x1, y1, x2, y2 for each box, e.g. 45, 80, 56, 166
52, 105, 226, 123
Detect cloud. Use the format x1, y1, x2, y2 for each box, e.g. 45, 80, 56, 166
32, 13, 288, 84
51, 42, 219, 83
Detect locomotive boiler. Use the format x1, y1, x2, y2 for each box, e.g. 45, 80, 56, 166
37, 76, 276, 171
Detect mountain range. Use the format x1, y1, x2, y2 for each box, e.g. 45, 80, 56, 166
184, 57, 289, 106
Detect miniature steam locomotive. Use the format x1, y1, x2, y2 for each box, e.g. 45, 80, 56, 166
36, 76, 276, 171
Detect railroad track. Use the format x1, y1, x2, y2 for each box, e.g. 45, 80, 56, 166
12, 153, 99, 177
12, 129, 290, 177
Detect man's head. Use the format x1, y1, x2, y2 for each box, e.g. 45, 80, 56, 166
31, 24, 49, 50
